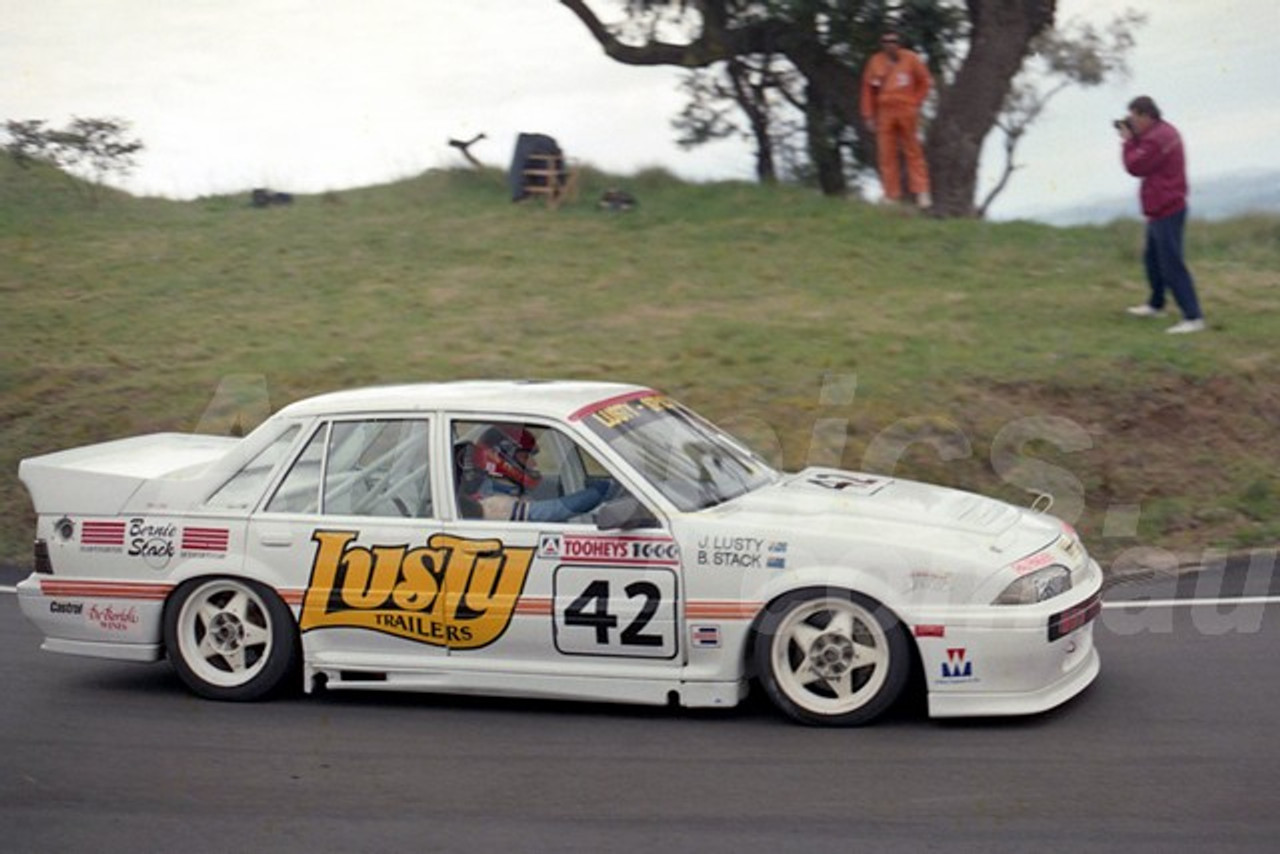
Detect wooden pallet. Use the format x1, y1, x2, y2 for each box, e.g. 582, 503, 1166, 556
521, 154, 580, 209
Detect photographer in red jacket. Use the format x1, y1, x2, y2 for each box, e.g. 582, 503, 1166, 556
1119, 96, 1205, 334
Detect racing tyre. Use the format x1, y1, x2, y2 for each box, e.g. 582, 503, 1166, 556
755, 589, 910, 726
164, 577, 299, 701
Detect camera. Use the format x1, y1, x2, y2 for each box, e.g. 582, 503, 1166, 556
1113, 118, 1132, 133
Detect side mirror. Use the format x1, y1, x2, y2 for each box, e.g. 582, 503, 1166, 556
596, 495, 660, 531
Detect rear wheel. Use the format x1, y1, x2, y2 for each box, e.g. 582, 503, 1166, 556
163, 577, 298, 701
755, 589, 909, 726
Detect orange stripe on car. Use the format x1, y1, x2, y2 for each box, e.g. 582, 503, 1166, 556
685, 601, 762, 620
41, 579, 307, 607
40, 580, 172, 600
514, 597, 553, 616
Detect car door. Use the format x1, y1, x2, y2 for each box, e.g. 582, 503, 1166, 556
245, 415, 450, 668
443, 416, 684, 680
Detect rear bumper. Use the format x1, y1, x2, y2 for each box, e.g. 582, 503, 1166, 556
16, 573, 167, 662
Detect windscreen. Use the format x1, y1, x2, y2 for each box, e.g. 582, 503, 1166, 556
578, 392, 778, 512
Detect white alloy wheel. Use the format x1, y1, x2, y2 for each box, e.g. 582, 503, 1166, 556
164, 577, 297, 701
756, 590, 909, 726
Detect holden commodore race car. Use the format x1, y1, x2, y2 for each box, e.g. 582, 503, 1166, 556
16, 381, 1102, 725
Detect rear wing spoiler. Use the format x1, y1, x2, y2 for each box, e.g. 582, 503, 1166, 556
19, 433, 239, 516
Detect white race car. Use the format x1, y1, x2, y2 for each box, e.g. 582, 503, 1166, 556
16, 381, 1101, 725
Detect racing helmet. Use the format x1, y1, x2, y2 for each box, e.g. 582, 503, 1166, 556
472, 424, 542, 491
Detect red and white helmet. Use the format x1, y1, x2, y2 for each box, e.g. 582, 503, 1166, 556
472, 424, 542, 491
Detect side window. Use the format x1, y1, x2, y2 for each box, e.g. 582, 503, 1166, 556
265, 425, 327, 514
205, 425, 301, 510
328, 420, 433, 518
266, 420, 434, 518
452, 420, 628, 524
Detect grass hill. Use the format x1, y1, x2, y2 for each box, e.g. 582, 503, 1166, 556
1022, 169, 1280, 227
2, 158, 1278, 570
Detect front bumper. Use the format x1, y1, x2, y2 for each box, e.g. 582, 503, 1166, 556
924, 622, 1099, 718
916, 561, 1104, 718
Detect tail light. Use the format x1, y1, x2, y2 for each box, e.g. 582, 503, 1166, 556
34, 539, 53, 574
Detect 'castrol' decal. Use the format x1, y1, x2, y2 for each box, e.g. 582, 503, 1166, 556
300, 531, 534, 649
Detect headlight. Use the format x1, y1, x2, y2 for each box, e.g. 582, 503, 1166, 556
993, 565, 1072, 605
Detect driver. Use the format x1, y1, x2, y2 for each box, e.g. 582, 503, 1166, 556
462, 424, 611, 522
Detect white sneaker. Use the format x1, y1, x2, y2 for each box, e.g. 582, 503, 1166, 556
1126, 304, 1164, 317
1166, 318, 1206, 334
918, 191, 932, 209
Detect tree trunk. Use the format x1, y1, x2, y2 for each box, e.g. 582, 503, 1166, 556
753, 127, 778, 184
727, 59, 778, 184
926, 0, 1057, 217
805, 83, 846, 196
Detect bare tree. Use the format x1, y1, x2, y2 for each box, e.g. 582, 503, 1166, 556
977, 9, 1145, 217
3, 116, 143, 204
3, 119, 54, 167
672, 54, 810, 184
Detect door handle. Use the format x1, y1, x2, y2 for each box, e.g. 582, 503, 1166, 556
258, 531, 295, 548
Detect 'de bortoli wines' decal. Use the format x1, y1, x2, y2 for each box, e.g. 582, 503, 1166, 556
300, 531, 534, 649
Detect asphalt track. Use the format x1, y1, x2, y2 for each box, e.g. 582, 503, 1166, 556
2, 558, 1279, 853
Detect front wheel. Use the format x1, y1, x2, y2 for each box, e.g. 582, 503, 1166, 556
163, 577, 298, 701
754, 589, 910, 726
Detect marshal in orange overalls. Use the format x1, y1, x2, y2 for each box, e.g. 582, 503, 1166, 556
860, 36, 932, 202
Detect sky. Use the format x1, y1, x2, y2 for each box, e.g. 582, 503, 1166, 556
3, 0, 1278, 220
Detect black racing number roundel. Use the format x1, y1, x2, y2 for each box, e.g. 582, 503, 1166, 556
554, 568, 677, 659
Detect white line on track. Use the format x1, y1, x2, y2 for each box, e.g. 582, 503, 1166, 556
1102, 596, 1280, 609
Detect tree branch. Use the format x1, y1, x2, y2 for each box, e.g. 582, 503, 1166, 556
558, 0, 804, 68
559, 0, 723, 66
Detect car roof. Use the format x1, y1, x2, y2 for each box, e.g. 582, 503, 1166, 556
274, 380, 655, 422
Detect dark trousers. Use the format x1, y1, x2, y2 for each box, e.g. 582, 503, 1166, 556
1143, 208, 1202, 320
